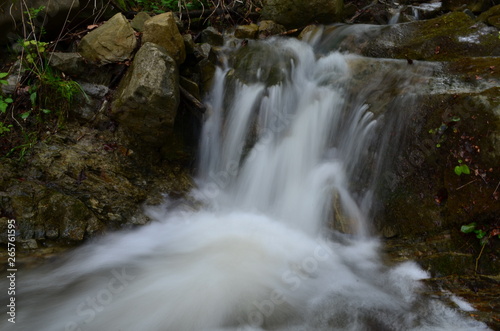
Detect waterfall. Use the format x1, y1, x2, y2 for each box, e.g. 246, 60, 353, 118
1, 36, 490, 331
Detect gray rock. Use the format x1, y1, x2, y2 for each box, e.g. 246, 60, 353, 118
142, 12, 186, 64
48, 52, 86, 76
131, 11, 151, 31
78, 13, 137, 64
183, 33, 196, 55
112, 42, 180, 147
201, 26, 224, 46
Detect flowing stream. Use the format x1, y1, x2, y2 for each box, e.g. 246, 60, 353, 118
1, 33, 491, 331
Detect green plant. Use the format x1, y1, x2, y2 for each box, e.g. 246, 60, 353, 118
23, 6, 47, 37
0, 95, 13, 113
429, 116, 460, 148
6, 131, 37, 161
0, 122, 13, 135
454, 160, 470, 176
0, 73, 14, 113
461, 222, 488, 240
0, 72, 9, 85
461, 222, 500, 273
20, 39, 49, 77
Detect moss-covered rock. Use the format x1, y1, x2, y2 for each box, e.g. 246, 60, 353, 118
477, 4, 500, 28
377, 58, 500, 249
331, 12, 500, 61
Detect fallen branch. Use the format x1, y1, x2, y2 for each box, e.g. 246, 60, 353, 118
180, 85, 206, 114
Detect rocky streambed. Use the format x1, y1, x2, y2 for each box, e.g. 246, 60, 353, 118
0, 0, 499, 328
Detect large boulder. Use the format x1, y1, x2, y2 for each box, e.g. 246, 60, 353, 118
377, 57, 500, 240
141, 12, 186, 64
78, 12, 137, 64
111, 42, 180, 152
261, 0, 343, 29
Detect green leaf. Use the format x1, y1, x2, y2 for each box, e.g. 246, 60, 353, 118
30, 92, 37, 106
5, 98, 13, 103
475, 229, 486, 239
41, 108, 51, 114
0, 73, 8, 79
460, 164, 470, 175
20, 111, 31, 119
0, 80, 8, 85
451, 116, 461, 122
0, 102, 7, 113
454, 165, 463, 175
461, 222, 477, 233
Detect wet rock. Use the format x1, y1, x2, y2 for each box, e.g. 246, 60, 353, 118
180, 76, 201, 100
112, 42, 179, 151
377, 57, 500, 240
78, 13, 137, 65
142, 12, 186, 64
228, 41, 297, 86
234, 24, 259, 39
333, 12, 500, 61
261, 0, 344, 28
200, 27, 224, 46
196, 58, 216, 95
131, 11, 151, 31
257, 20, 286, 38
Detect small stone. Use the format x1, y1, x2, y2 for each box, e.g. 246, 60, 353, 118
234, 24, 259, 39
201, 27, 224, 46
20, 239, 38, 249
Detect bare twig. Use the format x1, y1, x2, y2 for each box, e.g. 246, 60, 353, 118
493, 180, 500, 195
456, 179, 478, 191
474, 235, 490, 275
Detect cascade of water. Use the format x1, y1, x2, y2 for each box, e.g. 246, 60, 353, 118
1, 35, 491, 331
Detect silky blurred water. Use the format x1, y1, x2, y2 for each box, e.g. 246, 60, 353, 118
0, 36, 490, 331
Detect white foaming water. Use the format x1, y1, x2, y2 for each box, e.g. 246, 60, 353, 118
1, 38, 490, 330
